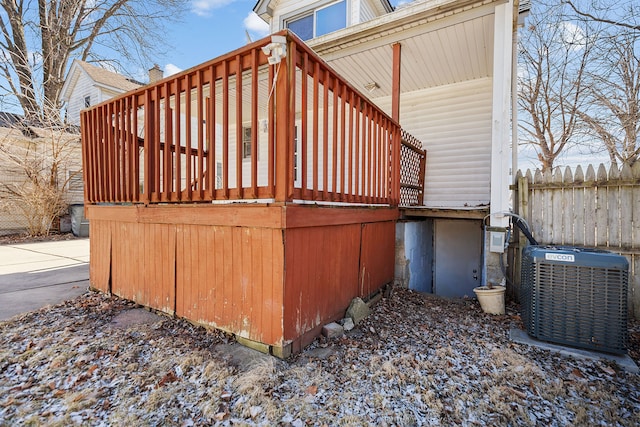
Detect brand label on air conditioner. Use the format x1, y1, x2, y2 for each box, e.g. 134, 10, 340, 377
545, 253, 575, 262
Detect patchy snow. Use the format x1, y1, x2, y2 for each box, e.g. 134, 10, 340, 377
1, 288, 638, 425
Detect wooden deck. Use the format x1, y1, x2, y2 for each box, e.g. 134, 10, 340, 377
81, 31, 424, 356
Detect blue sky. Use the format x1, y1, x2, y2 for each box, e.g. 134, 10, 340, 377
159, 0, 402, 76
160, 0, 270, 76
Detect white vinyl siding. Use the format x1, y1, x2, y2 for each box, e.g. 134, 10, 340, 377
359, 0, 377, 22
66, 73, 102, 126
374, 77, 493, 208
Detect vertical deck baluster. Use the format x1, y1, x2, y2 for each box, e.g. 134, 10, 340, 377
301, 52, 309, 199
235, 54, 243, 199
222, 61, 229, 199
381, 116, 386, 203
251, 49, 259, 198
312, 61, 319, 201
115, 98, 123, 201
205, 96, 212, 198
120, 98, 127, 200
347, 91, 354, 202
331, 79, 338, 200
105, 102, 115, 202
90, 109, 99, 202
197, 69, 205, 201
174, 79, 182, 201
383, 120, 389, 203
99, 105, 107, 202
339, 84, 346, 201
185, 73, 192, 201
267, 63, 275, 197
132, 95, 140, 202
153, 85, 161, 201
88, 109, 97, 202
376, 111, 381, 202
365, 104, 374, 203
322, 69, 329, 200
288, 46, 297, 200
144, 89, 153, 203
80, 111, 90, 202
123, 97, 130, 201
164, 82, 173, 201
166, 106, 174, 201
355, 95, 361, 203
207, 64, 217, 199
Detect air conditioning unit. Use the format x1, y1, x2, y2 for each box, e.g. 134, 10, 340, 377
521, 246, 629, 354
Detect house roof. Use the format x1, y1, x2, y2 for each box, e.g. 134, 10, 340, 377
59, 60, 143, 103
77, 61, 143, 92
0, 111, 23, 128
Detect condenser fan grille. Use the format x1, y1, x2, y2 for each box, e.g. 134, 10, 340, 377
521, 246, 628, 354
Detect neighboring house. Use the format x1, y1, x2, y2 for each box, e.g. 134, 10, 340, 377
254, 0, 528, 299
0, 120, 83, 235
59, 60, 145, 126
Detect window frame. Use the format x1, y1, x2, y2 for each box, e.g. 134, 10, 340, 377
68, 170, 84, 192
283, 0, 348, 41
241, 125, 253, 160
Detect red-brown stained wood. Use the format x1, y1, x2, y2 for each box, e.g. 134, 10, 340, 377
87, 203, 394, 351
171, 223, 284, 345
359, 221, 395, 296
88, 220, 111, 293
80, 32, 412, 207
283, 224, 361, 341
109, 222, 176, 315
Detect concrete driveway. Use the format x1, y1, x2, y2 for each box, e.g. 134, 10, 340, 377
0, 239, 89, 321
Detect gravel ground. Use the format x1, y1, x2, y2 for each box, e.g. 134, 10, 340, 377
0, 287, 638, 426
0, 232, 80, 245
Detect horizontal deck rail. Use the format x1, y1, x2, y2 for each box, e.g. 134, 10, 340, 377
81, 31, 424, 207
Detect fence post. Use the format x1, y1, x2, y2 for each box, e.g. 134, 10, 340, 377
512, 173, 529, 301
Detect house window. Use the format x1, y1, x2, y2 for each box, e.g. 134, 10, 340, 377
242, 126, 252, 159
84, 96, 91, 108
68, 170, 83, 192
216, 162, 222, 187
286, 0, 347, 41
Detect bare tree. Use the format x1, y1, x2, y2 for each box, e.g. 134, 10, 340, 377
577, 33, 640, 166
518, 2, 595, 172
560, 1, 640, 167
563, 0, 640, 32
0, 0, 187, 124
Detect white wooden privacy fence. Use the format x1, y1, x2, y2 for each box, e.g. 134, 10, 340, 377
512, 163, 640, 319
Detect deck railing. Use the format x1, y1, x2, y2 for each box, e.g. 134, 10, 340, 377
81, 30, 424, 207
399, 130, 426, 206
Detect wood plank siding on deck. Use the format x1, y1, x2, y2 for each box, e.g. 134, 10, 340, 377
81, 31, 424, 356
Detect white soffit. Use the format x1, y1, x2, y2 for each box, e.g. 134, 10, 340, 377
311, 1, 497, 97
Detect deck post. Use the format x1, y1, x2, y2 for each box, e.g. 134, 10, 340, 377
274, 36, 293, 203
392, 43, 401, 122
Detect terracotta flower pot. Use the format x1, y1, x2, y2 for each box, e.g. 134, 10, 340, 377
473, 285, 505, 315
